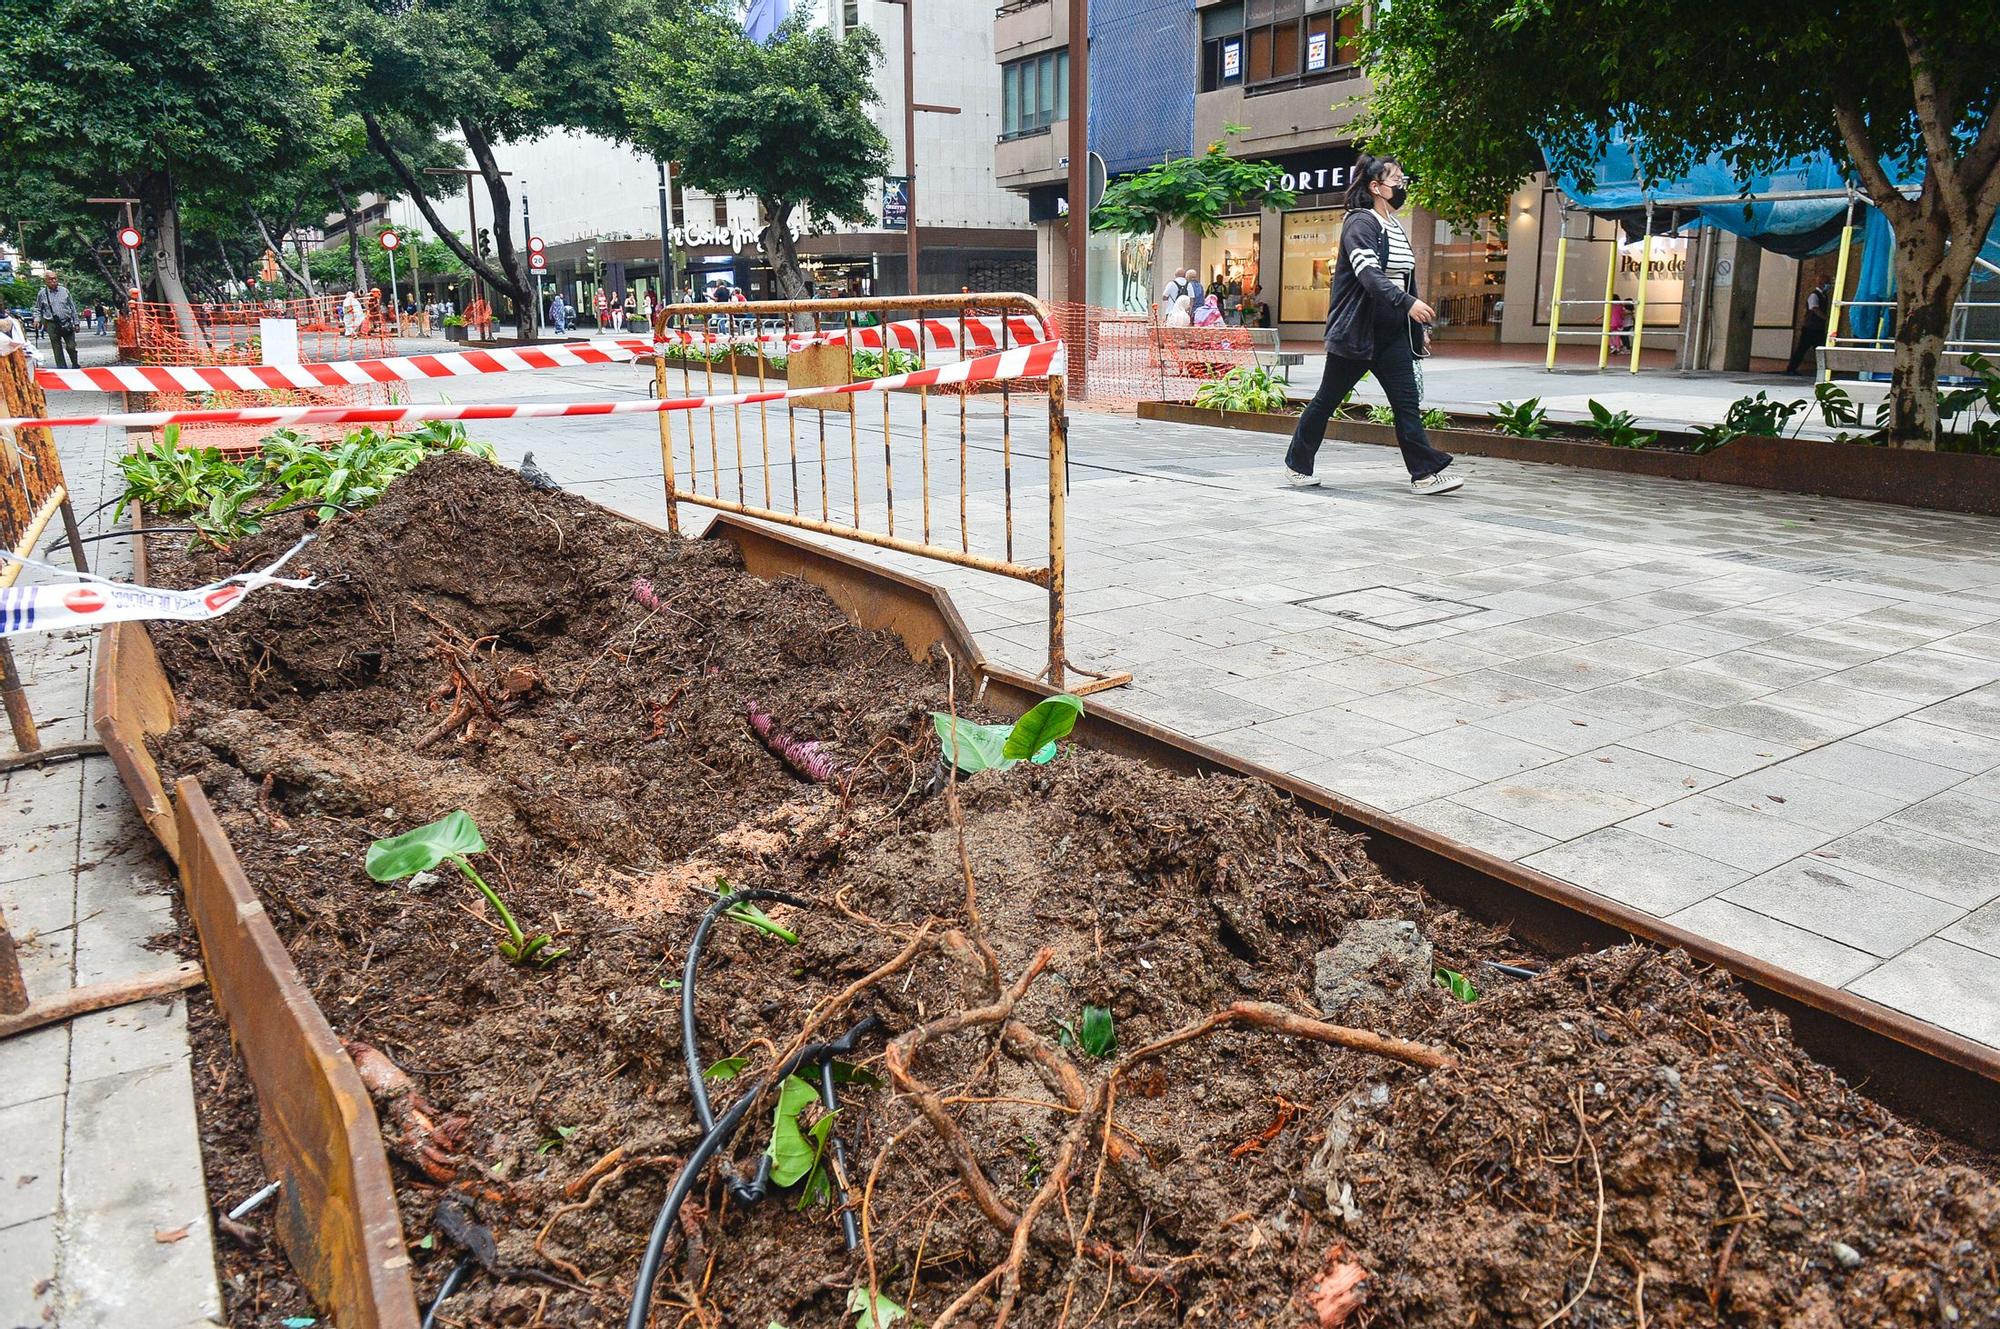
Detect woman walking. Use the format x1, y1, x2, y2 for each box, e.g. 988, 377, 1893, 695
1284, 155, 1460, 496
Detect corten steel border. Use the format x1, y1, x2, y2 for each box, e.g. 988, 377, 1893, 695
172, 778, 421, 1329
89, 495, 1999, 1328
1137, 401, 2000, 518
91, 621, 180, 861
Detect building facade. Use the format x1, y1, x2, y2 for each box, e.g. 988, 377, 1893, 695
991, 0, 1820, 361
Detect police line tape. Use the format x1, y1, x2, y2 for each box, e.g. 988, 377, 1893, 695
33, 315, 1052, 394
3, 338, 1064, 433
1, 536, 316, 638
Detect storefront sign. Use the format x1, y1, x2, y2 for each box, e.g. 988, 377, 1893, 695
1221, 37, 1241, 80
883, 177, 910, 232
1305, 30, 1329, 72
671, 222, 762, 251
1267, 145, 1362, 197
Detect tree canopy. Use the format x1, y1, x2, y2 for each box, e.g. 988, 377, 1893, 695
620, 10, 892, 300
1092, 130, 1299, 239
1360, 0, 2000, 447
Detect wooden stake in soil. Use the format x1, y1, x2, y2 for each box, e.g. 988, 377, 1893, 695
0, 960, 204, 1039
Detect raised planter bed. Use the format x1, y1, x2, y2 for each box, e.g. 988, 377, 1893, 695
1138, 401, 2000, 517
99, 457, 1998, 1329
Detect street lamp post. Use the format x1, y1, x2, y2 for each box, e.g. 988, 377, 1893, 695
1064, 0, 1089, 396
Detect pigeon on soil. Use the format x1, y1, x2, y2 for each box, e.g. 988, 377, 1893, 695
519, 451, 560, 490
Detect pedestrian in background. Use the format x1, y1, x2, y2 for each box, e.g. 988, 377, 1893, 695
96, 303, 109, 335
1159, 267, 1195, 308
1194, 292, 1225, 327
33, 272, 80, 369
1165, 293, 1195, 327
1283, 154, 1459, 496
0, 305, 35, 359
1787, 279, 1832, 375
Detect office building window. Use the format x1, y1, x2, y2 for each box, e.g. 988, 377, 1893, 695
1209, 0, 1358, 92
1001, 49, 1069, 139
843, 0, 859, 28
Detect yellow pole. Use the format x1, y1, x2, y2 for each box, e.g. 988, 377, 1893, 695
1821, 198, 1856, 383
1597, 215, 1619, 370
1629, 200, 1654, 373
1545, 209, 1569, 371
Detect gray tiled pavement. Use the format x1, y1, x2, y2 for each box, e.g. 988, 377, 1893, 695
2, 338, 221, 1327
393, 353, 2000, 1052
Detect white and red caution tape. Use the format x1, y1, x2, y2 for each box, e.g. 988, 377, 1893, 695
1, 536, 316, 637
33, 316, 1053, 393
3, 339, 1064, 433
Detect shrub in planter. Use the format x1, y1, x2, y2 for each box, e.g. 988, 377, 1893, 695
1192, 365, 1292, 414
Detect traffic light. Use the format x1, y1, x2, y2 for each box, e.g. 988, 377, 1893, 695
477, 228, 493, 259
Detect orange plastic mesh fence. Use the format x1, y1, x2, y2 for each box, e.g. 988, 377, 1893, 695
1042, 301, 1259, 407
128, 296, 395, 452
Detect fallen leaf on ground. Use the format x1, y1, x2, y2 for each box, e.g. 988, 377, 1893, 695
154, 1224, 191, 1244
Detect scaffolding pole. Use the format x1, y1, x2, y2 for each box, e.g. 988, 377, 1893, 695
1545, 209, 1569, 370
1821, 197, 1857, 383
1597, 214, 1619, 369
1629, 200, 1656, 373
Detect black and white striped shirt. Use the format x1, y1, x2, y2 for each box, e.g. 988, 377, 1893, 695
1349, 216, 1415, 283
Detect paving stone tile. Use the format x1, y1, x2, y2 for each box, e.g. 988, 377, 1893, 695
1849, 716, 2000, 774
0, 1023, 68, 1112
0, 1217, 58, 1328
1199, 724, 1330, 775
60, 1063, 221, 1327
1293, 749, 1478, 813
1707, 766, 1908, 834
1912, 685, 2000, 739
1943, 899, 2000, 959
1336, 686, 1513, 735
1214, 670, 1364, 716
1247, 708, 1420, 760
1397, 799, 1559, 860
1826, 649, 2000, 704
1846, 940, 2000, 1049
1114, 686, 1285, 739
1749, 630, 1906, 669
1700, 699, 1870, 747
1369, 638, 1512, 675
1623, 664, 1770, 708
0, 1091, 65, 1226
68, 997, 194, 1089
1773, 740, 1968, 803
1454, 779, 1651, 841
1666, 898, 1880, 988
1621, 795, 1836, 873
1618, 721, 1802, 777
1300, 655, 1450, 696
1471, 702, 1643, 756
1885, 789, 2000, 851
0, 824, 78, 888
1757, 679, 1924, 728
1561, 682, 1708, 728
1417, 668, 1569, 710
1388, 725, 1563, 781
1721, 859, 1962, 957
1806, 822, 2000, 910
1521, 828, 1748, 915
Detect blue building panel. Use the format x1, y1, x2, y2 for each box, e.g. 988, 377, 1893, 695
1089, 0, 1195, 174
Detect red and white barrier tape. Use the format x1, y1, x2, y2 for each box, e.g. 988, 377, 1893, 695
35, 315, 1052, 393
1, 536, 315, 637
3, 339, 1064, 433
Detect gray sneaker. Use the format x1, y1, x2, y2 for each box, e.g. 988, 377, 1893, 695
1411, 471, 1464, 496
1285, 466, 1321, 488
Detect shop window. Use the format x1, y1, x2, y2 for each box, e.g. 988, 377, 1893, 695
1001, 49, 1068, 139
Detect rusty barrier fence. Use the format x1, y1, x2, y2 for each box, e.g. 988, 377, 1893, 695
647, 292, 1127, 695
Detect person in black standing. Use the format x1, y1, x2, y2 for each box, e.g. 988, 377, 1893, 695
1786, 279, 1832, 375
33, 271, 80, 369
1283, 156, 1460, 496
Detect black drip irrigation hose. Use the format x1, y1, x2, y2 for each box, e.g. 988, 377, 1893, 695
1484, 961, 1543, 980
680, 887, 812, 1205
419, 1254, 478, 1329
627, 1016, 880, 1329
47, 501, 359, 553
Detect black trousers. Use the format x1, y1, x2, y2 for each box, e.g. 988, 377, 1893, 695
1786, 318, 1827, 374
44, 324, 78, 369
1286, 314, 1452, 481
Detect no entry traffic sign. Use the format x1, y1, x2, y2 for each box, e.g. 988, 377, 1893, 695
527, 235, 546, 255
117, 226, 142, 250
379, 230, 401, 250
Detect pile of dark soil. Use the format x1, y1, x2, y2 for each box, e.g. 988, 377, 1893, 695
146, 455, 1998, 1328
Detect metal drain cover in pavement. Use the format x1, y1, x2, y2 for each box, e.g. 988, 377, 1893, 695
1292, 586, 1486, 630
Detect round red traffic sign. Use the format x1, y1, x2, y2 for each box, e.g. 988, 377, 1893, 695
379, 230, 401, 250
529, 252, 547, 272
527, 235, 546, 254
116, 227, 142, 250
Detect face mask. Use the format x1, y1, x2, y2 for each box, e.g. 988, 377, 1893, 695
1386, 184, 1409, 210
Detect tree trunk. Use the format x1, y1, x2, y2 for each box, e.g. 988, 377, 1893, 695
138, 172, 207, 349
252, 213, 316, 296
343, 198, 370, 294
1882, 197, 1995, 450
459, 119, 536, 344
758, 197, 811, 302
361, 113, 520, 320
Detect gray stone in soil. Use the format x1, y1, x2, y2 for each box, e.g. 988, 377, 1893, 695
1312, 918, 1433, 1019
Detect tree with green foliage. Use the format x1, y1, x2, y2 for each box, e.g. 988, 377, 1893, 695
339, 0, 671, 340
1091, 128, 1298, 297
0, 0, 349, 345
1359, 0, 2000, 450
620, 10, 892, 302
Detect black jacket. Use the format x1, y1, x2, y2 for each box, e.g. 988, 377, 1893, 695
1321, 209, 1416, 362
